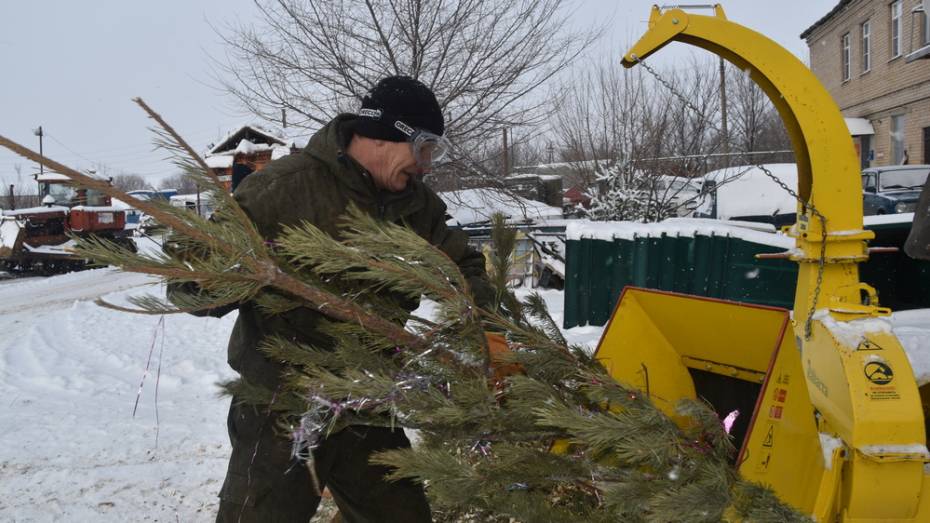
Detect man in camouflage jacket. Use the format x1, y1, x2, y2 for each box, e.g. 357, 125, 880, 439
178, 76, 492, 522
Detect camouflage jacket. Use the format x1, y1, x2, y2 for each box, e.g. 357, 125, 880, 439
177, 114, 491, 389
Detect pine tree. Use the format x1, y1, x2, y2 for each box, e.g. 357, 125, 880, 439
0, 104, 808, 522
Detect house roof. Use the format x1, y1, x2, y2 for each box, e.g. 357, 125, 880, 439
800, 0, 855, 40
563, 186, 591, 201
36, 170, 109, 183
208, 124, 292, 155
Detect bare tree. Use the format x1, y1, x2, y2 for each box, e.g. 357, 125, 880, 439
111, 174, 152, 192
549, 57, 721, 221
0, 163, 42, 210
726, 66, 791, 163
159, 173, 199, 194
552, 57, 656, 189
215, 0, 598, 144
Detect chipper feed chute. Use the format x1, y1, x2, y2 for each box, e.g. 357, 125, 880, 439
597, 5, 930, 521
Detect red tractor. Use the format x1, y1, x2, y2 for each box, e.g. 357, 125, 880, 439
0, 172, 135, 274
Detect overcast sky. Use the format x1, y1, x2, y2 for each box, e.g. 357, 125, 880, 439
0, 0, 837, 188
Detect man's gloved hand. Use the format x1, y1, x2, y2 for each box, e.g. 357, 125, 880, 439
485, 332, 522, 381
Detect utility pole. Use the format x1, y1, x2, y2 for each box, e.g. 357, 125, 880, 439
718, 58, 729, 168
547, 142, 554, 163
502, 127, 509, 177
33, 126, 44, 176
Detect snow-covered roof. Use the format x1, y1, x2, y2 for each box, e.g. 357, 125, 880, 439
110, 198, 133, 211
516, 159, 615, 173
35, 173, 71, 182
205, 140, 293, 167
70, 205, 123, 212
36, 170, 109, 183
2, 205, 70, 217
701, 163, 799, 219
205, 155, 235, 169
439, 188, 563, 226
207, 124, 293, 155
565, 217, 794, 249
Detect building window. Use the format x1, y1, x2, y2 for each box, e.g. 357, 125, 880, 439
891, 114, 906, 164
924, 127, 930, 163
861, 21, 871, 72
924, 7, 930, 46
842, 32, 851, 81
891, 0, 903, 58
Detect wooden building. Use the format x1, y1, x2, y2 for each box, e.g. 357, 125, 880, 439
204, 125, 300, 191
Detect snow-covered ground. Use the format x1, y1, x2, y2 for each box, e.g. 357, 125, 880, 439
0, 268, 238, 522
0, 264, 601, 522
1, 252, 927, 522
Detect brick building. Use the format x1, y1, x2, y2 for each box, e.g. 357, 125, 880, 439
801, 0, 930, 167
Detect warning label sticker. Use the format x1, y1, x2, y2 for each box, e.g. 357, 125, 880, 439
864, 361, 899, 400
762, 425, 775, 448
769, 405, 783, 419
864, 361, 894, 385
773, 388, 787, 403
868, 385, 900, 400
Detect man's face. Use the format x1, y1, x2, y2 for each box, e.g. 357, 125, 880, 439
370, 140, 429, 192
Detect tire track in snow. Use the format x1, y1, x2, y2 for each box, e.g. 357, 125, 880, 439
0, 268, 157, 315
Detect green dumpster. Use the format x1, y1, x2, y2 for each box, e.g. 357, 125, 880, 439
562, 217, 930, 328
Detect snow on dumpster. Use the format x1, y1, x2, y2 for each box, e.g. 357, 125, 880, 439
439, 188, 563, 227
565, 217, 794, 248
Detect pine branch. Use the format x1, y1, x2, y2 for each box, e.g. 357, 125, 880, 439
132, 97, 266, 249
0, 133, 430, 353
133, 97, 225, 188
522, 291, 567, 347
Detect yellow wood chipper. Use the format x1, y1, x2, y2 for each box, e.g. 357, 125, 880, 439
596, 5, 930, 521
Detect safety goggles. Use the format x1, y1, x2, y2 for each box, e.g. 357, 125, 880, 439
359, 108, 451, 169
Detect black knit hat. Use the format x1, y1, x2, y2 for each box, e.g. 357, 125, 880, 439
355, 76, 444, 142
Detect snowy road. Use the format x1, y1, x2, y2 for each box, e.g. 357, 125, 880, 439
0, 269, 155, 314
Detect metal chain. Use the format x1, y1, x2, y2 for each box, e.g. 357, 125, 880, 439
630, 54, 708, 121
754, 164, 828, 339
630, 54, 829, 339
